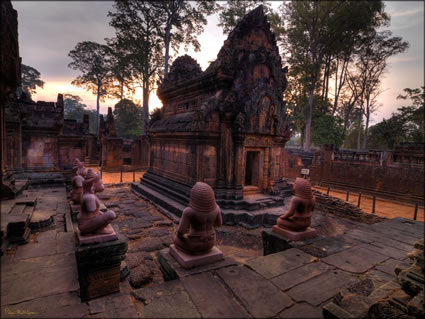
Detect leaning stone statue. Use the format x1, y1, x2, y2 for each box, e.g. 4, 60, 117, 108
71, 165, 85, 204
77, 169, 116, 235
173, 182, 223, 255
276, 177, 315, 231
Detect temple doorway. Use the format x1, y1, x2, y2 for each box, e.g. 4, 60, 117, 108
245, 151, 260, 186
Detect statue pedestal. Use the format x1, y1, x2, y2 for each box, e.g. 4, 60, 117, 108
272, 225, 317, 241
169, 244, 224, 269
76, 225, 118, 245
75, 233, 127, 301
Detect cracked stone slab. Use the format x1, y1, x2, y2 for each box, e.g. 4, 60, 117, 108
279, 303, 323, 318
300, 235, 356, 258
14, 230, 57, 260
182, 272, 250, 318
141, 281, 200, 318
286, 269, 358, 306
375, 258, 411, 276
246, 248, 317, 279
1, 292, 88, 318
362, 242, 409, 260
217, 266, 293, 317
1, 256, 79, 306
272, 261, 331, 291
322, 245, 389, 273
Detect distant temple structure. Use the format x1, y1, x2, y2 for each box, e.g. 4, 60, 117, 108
134, 6, 292, 215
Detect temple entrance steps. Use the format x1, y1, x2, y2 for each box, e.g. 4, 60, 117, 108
131, 172, 290, 227
243, 185, 261, 196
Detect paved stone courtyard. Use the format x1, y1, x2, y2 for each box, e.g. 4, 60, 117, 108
1, 185, 423, 318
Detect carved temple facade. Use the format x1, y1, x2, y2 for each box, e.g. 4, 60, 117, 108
135, 6, 291, 213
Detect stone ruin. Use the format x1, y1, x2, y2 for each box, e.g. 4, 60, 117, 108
133, 6, 292, 219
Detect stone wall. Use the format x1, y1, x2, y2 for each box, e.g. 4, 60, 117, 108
102, 138, 123, 168
283, 145, 424, 204
0, 0, 20, 175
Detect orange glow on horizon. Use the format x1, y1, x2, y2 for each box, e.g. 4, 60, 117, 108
33, 80, 163, 115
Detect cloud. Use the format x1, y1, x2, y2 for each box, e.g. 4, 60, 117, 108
390, 7, 424, 18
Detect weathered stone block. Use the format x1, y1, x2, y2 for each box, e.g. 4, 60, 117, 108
75, 234, 127, 301
261, 228, 293, 255
169, 244, 224, 269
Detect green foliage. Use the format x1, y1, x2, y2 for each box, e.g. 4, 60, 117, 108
281, 1, 391, 150
149, 0, 217, 76
311, 114, 344, 148
105, 38, 135, 100
367, 87, 424, 149
68, 41, 112, 100
113, 99, 143, 138
68, 41, 113, 135
63, 94, 97, 134
217, 1, 270, 35
109, 1, 165, 135
21, 64, 45, 98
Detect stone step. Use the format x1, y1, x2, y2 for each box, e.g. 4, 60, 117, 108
131, 182, 185, 221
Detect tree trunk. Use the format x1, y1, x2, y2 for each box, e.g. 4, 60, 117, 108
305, 87, 314, 151
141, 81, 150, 136
356, 112, 362, 151
164, 25, 171, 78
120, 81, 124, 100
96, 80, 101, 136
362, 96, 371, 149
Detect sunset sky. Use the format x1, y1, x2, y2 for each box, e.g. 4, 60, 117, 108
13, 1, 424, 126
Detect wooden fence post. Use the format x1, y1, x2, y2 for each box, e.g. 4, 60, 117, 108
372, 196, 376, 214
133, 170, 135, 182
346, 191, 350, 201
357, 193, 362, 207
327, 187, 330, 195
413, 203, 418, 220
120, 167, 123, 183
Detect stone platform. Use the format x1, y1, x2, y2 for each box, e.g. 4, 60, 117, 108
2, 184, 424, 318
76, 225, 118, 245
132, 179, 289, 227
272, 225, 317, 241
169, 244, 224, 269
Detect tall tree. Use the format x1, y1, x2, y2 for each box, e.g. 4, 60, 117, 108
150, 0, 217, 77
109, 1, 164, 135
20, 64, 45, 98
346, 30, 408, 149
366, 87, 424, 149
68, 41, 112, 136
113, 99, 143, 138
281, 1, 389, 151
63, 94, 97, 134
105, 38, 134, 101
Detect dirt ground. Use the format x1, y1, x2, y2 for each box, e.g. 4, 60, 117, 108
313, 186, 424, 222
89, 168, 145, 184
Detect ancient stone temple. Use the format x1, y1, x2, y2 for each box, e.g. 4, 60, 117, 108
134, 6, 291, 215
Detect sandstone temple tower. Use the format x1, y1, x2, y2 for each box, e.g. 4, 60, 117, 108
134, 6, 291, 215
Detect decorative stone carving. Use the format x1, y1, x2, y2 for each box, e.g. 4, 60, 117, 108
77, 169, 116, 237
235, 112, 245, 132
